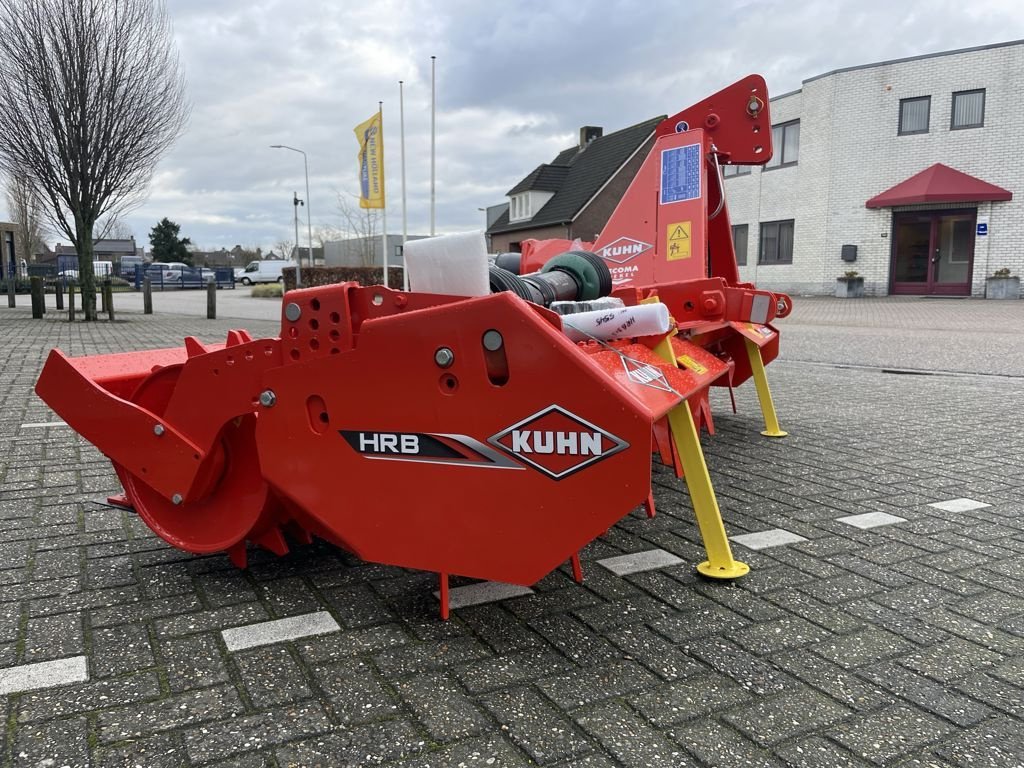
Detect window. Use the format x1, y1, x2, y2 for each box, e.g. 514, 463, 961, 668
765, 120, 799, 168
899, 96, 930, 135
509, 193, 531, 222
731, 224, 748, 266
951, 89, 985, 129
758, 220, 794, 264
722, 164, 751, 178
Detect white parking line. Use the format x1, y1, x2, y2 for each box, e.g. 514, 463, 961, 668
597, 549, 683, 576
837, 512, 907, 529
432, 581, 533, 610
20, 421, 68, 429
0, 656, 88, 695
731, 529, 808, 550
221, 611, 340, 652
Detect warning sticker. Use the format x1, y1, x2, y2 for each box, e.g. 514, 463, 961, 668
666, 221, 691, 261
676, 354, 707, 375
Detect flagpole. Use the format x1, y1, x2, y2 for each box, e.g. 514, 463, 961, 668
430, 55, 436, 237
400, 80, 408, 290
379, 101, 388, 289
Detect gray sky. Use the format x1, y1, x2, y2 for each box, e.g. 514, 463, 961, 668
11, 0, 1024, 252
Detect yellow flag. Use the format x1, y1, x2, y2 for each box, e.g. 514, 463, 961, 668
354, 111, 385, 209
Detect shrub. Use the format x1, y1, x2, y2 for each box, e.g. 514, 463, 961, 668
251, 283, 283, 298
282, 266, 405, 292
992, 267, 1012, 279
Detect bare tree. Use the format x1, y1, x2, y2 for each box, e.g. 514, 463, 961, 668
336, 192, 380, 267
0, 0, 189, 319
273, 240, 294, 262
4, 173, 47, 266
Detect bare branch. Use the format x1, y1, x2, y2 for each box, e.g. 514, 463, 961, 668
0, 0, 189, 319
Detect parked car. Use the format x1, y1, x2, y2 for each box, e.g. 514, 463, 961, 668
236, 260, 294, 285
57, 269, 79, 282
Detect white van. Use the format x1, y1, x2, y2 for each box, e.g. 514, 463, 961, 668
235, 260, 294, 285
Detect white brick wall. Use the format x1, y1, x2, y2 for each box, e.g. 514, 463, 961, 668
726, 42, 1024, 296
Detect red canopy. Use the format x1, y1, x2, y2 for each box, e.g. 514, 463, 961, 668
866, 163, 1012, 208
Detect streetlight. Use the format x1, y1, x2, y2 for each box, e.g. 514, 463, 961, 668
270, 144, 312, 287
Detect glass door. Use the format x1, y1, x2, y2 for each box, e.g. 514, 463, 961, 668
891, 210, 975, 295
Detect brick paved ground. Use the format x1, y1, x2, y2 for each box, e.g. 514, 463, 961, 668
0, 298, 1022, 767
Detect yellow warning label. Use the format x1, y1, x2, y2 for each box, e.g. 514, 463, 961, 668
677, 354, 707, 375
666, 221, 691, 261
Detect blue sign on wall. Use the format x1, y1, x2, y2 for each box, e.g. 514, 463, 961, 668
977, 222, 988, 236
660, 144, 701, 205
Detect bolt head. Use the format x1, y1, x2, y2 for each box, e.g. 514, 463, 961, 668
259, 390, 277, 408
171, 494, 183, 505
153, 424, 165, 436
434, 347, 455, 368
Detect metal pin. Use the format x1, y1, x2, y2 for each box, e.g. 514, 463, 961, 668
434, 348, 454, 368
284, 303, 302, 322
259, 390, 277, 408
482, 330, 504, 352
153, 424, 165, 436
171, 494, 183, 505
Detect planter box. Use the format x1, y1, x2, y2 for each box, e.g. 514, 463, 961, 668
835, 277, 864, 298
985, 276, 1020, 299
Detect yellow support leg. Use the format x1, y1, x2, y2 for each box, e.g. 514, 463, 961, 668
744, 338, 788, 438
667, 403, 749, 579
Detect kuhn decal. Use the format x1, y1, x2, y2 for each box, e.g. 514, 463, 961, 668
598, 237, 652, 265
488, 405, 628, 480
340, 431, 522, 470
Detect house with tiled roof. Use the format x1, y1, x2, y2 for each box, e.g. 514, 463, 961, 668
487, 116, 664, 253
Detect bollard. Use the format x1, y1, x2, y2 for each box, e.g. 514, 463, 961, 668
207, 277, 216, 320
6, 272, 14, 308
68, 283, 75, 321
143, 277, 153, 314
55, 282, 64, 310
100, 281, 107, 314
104, 281, 115, 322
30, 277, 44, 319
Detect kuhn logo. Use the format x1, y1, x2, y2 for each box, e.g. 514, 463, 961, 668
599, 237, 652, 265
488, 405, 628, 480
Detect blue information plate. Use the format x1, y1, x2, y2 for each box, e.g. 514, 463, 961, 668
660, 144, 701, 205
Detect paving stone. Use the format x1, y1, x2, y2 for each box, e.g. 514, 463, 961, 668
222, 610, 340, 651
297, 622, 411, 664
10, 715, 89, 768
774, 734, 873, 767
575, 701, 696, 768
837, 512, 907, 529
940, 708, 1024, 765
15, 669, 161, 721
627, 671, 750, 726
159, 631, 231, 691
94, 732, 186, 768
686, 636, 792, 694
527, 613, 619, 665
928, 498, 991, 513
183, 701, 333, 764
398, 733, 532, 768
0, 655, 88, 695
459, 603, 543, 654
323, 582, 398, 627
235, 643, 313, 706
374, 635, 493, 678
396, 671, 490, 742
316, 656, 401, 723
830, 704, 954, 765
482, 686, 592, 765
274, 717, 427, 767
674, 718, 784, 767
606, 623, 705, 680
733, 529, 809, 550
456, 648, 576, 694
815, 627, 916, 669
899, 637, 1003, 684
954, 671, 1024, 717
597, 548, 683, 575
89, 622, 154, 678
728, 614, 832, 656
772, 651, 893, 712
858, 661, 991, 726
154, 602, 271, 638
536, 659, 659, 710
724, 685, 854, 746
98, 684, 244, 741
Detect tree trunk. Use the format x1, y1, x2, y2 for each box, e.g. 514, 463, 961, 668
77, 220, 98, 321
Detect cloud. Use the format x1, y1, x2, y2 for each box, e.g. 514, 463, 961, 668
10, 0, 1024, 251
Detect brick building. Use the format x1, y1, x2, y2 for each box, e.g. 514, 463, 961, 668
725, 40, 1022, 297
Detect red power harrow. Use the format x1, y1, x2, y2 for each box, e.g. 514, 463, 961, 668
36, 76, 792, 618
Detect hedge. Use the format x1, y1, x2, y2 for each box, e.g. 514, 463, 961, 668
282, 266, 405, 293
